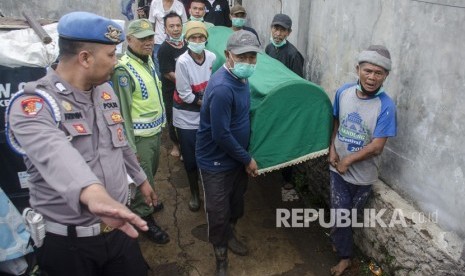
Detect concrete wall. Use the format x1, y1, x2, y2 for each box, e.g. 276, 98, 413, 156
0, 0, 126, 21
245, 0, 465, 273
243, 0, 465, 238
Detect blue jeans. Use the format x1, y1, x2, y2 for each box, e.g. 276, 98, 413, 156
329, 171, 372, 259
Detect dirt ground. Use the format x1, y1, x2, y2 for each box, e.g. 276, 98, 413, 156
139, 137, 371, 276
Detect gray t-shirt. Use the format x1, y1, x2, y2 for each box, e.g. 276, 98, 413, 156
330, 83, 397, 185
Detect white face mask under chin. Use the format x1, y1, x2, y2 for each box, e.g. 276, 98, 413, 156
357, 73, 385, 96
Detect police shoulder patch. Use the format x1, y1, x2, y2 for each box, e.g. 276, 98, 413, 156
21, 97, 44, 116
119, 75, 129, 87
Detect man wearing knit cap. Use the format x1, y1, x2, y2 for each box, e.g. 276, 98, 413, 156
6, 12, 152, 275
196, 30, 260, 276
111, 18, 170, 245
174, 21, 216, 212
328, 45, 397, 276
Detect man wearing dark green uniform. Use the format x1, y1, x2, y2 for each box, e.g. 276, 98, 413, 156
112, 18, 169, 244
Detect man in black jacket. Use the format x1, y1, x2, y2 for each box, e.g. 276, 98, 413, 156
203, 0, 231, 27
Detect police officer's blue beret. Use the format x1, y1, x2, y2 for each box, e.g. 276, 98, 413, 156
58, 11, 125, 44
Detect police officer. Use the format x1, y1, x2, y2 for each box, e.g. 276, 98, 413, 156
6, 12, 155, 276
112, 18, 169, 244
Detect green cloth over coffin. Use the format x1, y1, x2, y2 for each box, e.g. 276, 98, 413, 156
206, 26, 333, 174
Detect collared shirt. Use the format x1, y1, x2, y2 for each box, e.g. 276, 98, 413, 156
8, 70, 147, 226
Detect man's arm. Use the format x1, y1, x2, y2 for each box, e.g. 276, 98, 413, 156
80, 184, 148, 238
335, 137, 388, 174
158, 45, 177, 82
164, 72, 176, 82
290, 51, 304, 78
328, 118, 340, 168
175, 59, 198, 104
111, 67, 137, 153
209, 86, 251, 166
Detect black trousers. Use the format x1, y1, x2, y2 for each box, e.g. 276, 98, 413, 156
36, 230, 148, 276
200, 166, 248, 246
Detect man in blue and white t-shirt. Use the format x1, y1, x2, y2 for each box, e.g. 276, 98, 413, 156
328, 45, 397, 276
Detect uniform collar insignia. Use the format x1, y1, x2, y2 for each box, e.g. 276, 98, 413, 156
55, 82, 67, 92
62, 100, 72, 111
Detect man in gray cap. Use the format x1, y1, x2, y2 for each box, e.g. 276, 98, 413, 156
265, 13, 304, 191
196, 30, 260, 276
328, 45, 397, 276
6, 11, 154, 275
265, 13, 304, 78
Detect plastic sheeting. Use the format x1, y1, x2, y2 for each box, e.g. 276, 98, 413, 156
0, 23, 59, 68
206, 27, 333, 174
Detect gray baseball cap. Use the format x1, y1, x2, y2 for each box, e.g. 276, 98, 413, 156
271, 13, 292, 30
226, 30, 261, 55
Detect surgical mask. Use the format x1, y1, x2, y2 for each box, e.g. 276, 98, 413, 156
190, 15, 203, 22
356, 79, 385, 96
168, 35, 183, 43
232, 18, 246, 28
188, 41, 206, 54
229, 55, 256, 79
270, 36, 286, 47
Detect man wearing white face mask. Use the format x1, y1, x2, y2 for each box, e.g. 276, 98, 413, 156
265, 13, 304, 191
328, 45, 397, 276
229, 4, 260, 45
182, 0, 214, 36
196, 30, 260, 276
174, 21, 215, 212
265, 13, 304, 78
158, 12, 188, 158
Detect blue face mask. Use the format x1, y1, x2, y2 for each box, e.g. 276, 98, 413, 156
270, 36, 286, 47
229, 55, 256, 79
188, 41, 205, 54
232, 18, 246, 28
190, 15, 203, 22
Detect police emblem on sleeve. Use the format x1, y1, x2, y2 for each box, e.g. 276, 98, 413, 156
117, 127, 124, 141
21, 97, 44, 116
119, 76, 129, 87
73, 123, 87, 134
105, 25, 121, 43
101, 92, 112, 101
111, 112, 123, 123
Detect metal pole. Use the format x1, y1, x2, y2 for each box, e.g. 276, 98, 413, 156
22, 11, 52, 44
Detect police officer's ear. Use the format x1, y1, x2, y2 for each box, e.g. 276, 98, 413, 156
78, 50, 94, 68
